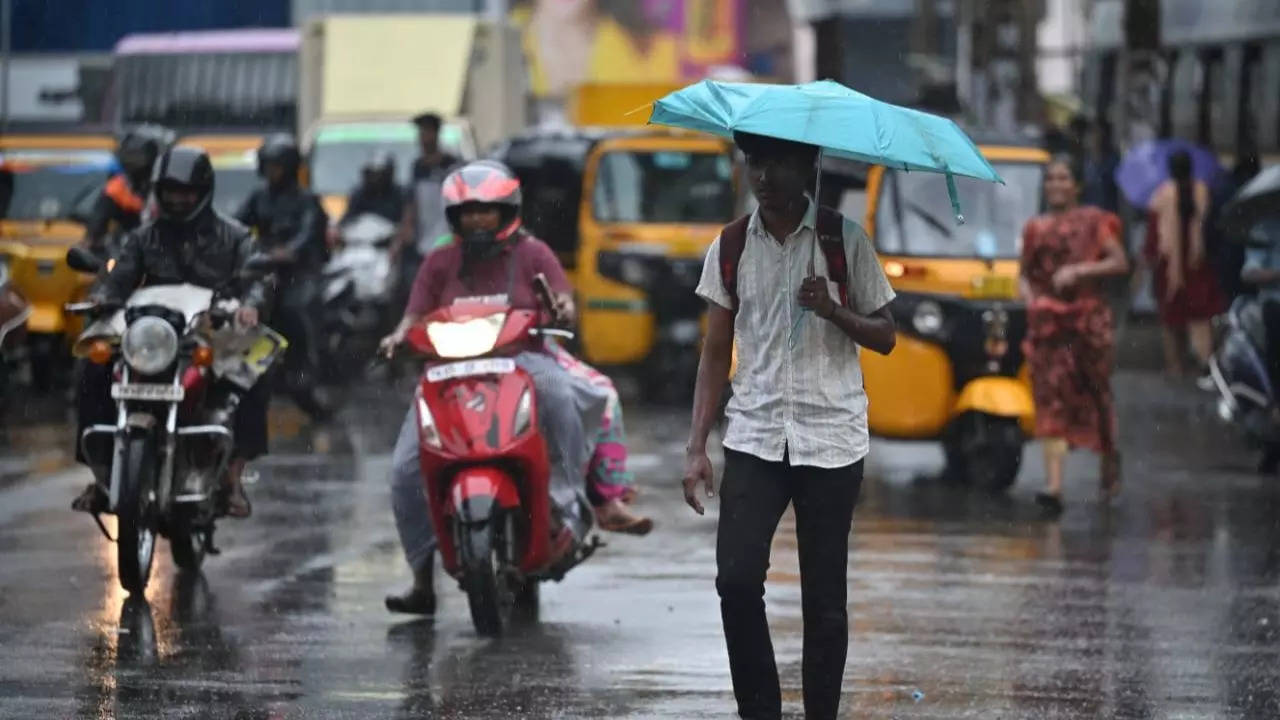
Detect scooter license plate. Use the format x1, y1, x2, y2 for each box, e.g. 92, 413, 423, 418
426, 358, 516, 383
971, 274, 1017, 299
112, 382, 184, 402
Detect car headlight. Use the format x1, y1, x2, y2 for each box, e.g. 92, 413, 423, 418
512, 388, 533, 436
122, 316, 179, 374
416, 392, 442, 449
912, 300, 944, 337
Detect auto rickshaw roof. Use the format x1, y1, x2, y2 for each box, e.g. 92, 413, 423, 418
498, 126, 730, 163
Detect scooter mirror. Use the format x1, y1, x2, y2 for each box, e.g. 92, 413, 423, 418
65, 246, 104, 274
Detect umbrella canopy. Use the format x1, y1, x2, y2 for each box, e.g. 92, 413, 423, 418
1219, 164, 1280, 237
1115, 138, 1222, 209
648, 79, 1002, 221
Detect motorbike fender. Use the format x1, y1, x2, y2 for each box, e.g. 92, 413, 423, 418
953, 377, 1035, 423
448, 467, 521, 524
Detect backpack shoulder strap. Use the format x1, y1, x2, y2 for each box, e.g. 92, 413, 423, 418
719, 214, 751, 313
815, 206, 849, 307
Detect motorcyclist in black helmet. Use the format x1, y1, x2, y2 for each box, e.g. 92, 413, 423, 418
84, 124, 174, 252
72, 145, 272, 519
341, 151, 404, 226
234, 133, 331, 422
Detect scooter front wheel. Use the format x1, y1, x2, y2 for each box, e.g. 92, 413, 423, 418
460, 525, 517, 637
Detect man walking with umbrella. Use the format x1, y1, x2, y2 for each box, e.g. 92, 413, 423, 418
683, 129, 896, 719
656, 79, 1000, 719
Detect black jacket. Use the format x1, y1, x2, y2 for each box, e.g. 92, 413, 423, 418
94, 209, 270, 310
341, 183, 405, 226
234, 183, 329, 272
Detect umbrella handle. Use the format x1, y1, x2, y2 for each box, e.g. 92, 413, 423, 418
946, 172, 965, 225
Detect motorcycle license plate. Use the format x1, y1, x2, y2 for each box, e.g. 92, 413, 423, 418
112, 382, 184, 402
426, 358, 516, 383
971, 274, 1017, 299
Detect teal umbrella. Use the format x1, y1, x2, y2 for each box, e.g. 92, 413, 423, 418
648, 79, 1003, 222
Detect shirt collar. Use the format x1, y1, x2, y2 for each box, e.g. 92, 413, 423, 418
747, 196, 817, 241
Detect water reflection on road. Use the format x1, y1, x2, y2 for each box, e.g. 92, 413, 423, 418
0, 372, 1277, 718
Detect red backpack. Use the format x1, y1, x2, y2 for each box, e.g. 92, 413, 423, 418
718, 206, 849, 314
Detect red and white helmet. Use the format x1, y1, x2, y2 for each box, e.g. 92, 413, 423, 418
442, 160, 523, 240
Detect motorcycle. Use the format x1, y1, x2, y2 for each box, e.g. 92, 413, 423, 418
322, 213, 396, 378
0, 255, 32, 402
65, 247, 287, 593
1207, 295, 1280, 460
401, 275, 602, 636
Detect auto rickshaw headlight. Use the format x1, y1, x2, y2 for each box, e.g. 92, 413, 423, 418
912, 300, 944, 337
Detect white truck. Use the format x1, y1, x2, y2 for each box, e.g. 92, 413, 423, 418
297, 13, 530, 216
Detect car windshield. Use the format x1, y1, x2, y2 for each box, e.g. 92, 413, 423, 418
874, 162, 1043, 259
0, 153, 116, 221
310, 123, 468, 196
592, 150, 735, 224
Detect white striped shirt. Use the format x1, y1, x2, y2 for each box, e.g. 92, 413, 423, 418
696, 202, 895, 469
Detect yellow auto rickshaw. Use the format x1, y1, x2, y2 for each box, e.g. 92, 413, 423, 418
858, 139, 1049, 491
0, 132, 117, 390
496, 127, 739, 398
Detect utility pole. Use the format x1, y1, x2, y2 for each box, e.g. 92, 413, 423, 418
1, 0, 11, 135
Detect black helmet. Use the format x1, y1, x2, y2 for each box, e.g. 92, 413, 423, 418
116, 124, 175, 179
257, 133, 301, 178
152, 146, 215, 223
362, 150, 396, 176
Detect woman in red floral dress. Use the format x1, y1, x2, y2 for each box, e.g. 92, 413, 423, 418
1020, 155, 1130, 516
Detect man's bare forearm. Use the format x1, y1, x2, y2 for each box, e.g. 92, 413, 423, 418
823, 305, 895, 355
688, 308, 734, 455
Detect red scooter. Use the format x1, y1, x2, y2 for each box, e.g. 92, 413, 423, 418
403, 277, 602, 636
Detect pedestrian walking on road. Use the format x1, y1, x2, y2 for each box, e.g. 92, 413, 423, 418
1143, 149, 1226, 382
683, 131, 897, 720
1020, 155, 1130, 517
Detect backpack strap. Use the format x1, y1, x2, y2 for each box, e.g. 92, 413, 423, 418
815, 206, 849, 308
718, 214, 751, 314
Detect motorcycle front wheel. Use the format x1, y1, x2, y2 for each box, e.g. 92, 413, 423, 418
169, 504, 210, 573
117, 433, 158, 595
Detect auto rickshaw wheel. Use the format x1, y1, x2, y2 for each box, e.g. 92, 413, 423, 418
943, 412, 1024, 493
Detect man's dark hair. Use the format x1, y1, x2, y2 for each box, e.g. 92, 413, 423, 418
413, 112, 443, 131
1048, 152, 1085, 186
733, 131, 819, 166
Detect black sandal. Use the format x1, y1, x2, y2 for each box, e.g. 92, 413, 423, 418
1035, 492, 1064, 518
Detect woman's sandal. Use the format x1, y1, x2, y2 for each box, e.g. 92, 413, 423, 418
1034, 492, 1064, 518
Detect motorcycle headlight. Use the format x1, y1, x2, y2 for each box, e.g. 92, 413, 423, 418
512, 388, 533, 436
122, 316, 179, 374
912, 300, 945, 337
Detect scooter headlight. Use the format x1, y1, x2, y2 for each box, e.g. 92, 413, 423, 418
512, 388, 533, 436
416, 392, 442, 449
912, 300, 945, 337
122, 316, 179, 375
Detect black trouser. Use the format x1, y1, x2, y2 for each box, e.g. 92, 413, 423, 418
271, 275, 326, 418
76, 362, 269, 465
1265, 300, 1280, 396
716, 448, 863, 720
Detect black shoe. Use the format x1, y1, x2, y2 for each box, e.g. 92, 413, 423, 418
70, 483, 107, 514
1035, 492, 1064, 518
385, 587, 436, 616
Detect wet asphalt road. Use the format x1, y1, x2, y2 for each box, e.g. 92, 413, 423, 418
1, 370, 1279, 719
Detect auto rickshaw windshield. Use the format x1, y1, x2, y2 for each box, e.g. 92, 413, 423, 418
875, 162, 1043, 259
592, 150, 735, 224
0, 159, 115, 221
